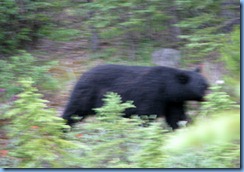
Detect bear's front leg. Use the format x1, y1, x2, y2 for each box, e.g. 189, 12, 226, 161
165, 102, 187, 130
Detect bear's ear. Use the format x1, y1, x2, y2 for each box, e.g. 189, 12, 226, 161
177, 73, 190, 84
194, 67, 201, 73
194, 64, 203, 73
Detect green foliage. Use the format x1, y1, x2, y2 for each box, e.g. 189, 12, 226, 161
82, 0, 169, 35
133, 122, 166, 168
200, 83, 239, 116
164, 141, 240, 168
0, 51, 59, 100
78, 0, 171, 58
89, 42, 155, 65
163, 110, 240, 168
2, 78, 81, 168
176, 0, 239, 63
94, 92, 135, 119
162, 80, 240, 168
66, 92, 172, 168
0, 0, 240, 168
0, 0, 67, 54
162, 82, 240, 168
220, 27, 240, 76
1, 89, 240, 168
220, 26, 240, 97
67, 92, 144, 168
47, 28, 81, 42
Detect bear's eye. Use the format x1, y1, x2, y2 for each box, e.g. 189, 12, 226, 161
202, 83, 209, 90
177, 74, 189, 84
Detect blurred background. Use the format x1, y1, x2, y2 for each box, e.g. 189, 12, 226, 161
0, 0, 240, 168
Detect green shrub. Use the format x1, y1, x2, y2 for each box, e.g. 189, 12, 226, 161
67, 92, 144, 168
162, 83, 240, 168
220, 26, 240, 78
0, 51, 59, 101
200, 83, 239, 117
48, 28, 81, 42
220, 26, 240, 98
2, 78, 81, 168
133, 122, 167, 168
2, 87, 240, 168
0, 0, 66, 54
66, 92, 171, 168
163, 110, 240, 168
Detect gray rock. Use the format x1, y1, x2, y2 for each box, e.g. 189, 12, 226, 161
152, 48, 181, 67
202, 60, 225, 84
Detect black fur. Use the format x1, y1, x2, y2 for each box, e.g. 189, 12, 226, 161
62, 64, 209, 129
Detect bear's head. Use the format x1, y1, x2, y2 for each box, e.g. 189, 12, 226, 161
168, 67, 209, 102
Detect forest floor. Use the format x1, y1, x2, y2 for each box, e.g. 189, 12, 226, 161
0, 38, 99, 163
32, 38, 106, 114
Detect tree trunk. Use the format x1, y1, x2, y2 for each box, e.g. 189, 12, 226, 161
87, 0, 99, 52
167, 0, 182, 47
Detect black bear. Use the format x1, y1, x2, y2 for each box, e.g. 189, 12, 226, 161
62, 64, 209, 129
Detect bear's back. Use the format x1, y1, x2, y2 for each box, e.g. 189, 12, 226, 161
80, 64, 153, 84
82, 64, 178, 81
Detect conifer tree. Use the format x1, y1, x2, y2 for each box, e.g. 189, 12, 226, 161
71, 92, 144, 168
3, 78, 81, 168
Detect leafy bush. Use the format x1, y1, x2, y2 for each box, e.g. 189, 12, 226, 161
163, 110, 240, 168
78, 0, 172, 58
200, 82, 239, 117
175, 0, 239, 63
47, 28, 81, 42
133, 122, 167, 168
66, 89, 240, 168
0, 0, 68, 54
0, 51, 59, 101
220, 26, 240, 98
162, 83, 240, 168
66, 92, 171, 168
66, 92, 144, 168
220, 26, 240, 77
1, 88, 240, 168
2, 78, 81, 168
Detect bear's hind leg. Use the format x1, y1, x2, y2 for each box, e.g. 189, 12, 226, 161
62, 85, 96, 126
